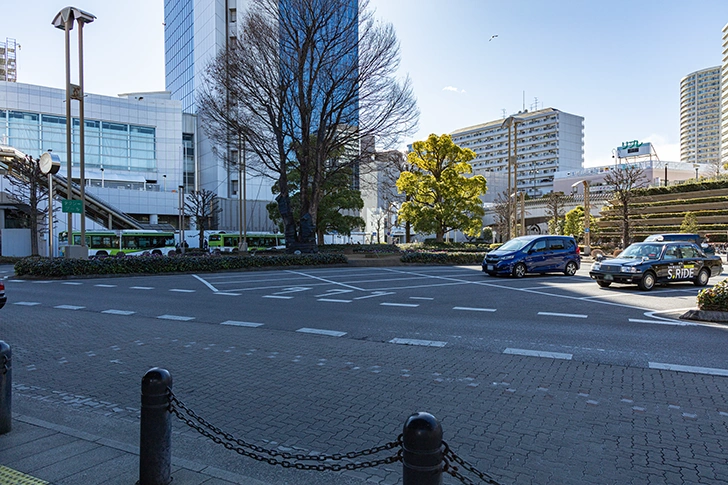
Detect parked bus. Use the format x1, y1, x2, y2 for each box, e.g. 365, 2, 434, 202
58, 230, 177, 257
208, 232, 285, 252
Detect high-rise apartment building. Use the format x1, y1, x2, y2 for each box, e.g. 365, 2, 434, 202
721, 23, 728, 168
0, 38, 18, 83
680, 67, 721, 166
451, 108, 584, 202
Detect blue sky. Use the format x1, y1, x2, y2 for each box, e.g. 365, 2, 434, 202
3, 1, 728, 166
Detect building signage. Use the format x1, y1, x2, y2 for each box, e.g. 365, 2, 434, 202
616, 140, 652, 159
62, 199, 83, 213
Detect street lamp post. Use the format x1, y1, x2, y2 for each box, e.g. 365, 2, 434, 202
178, 185, 186, 254
502, 116, 523, 238
39, 152, 61, 259
694, 164, 700, 181
52, 7, 95, 259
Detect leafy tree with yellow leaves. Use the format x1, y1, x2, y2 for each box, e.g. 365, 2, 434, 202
396, 134, 487, 242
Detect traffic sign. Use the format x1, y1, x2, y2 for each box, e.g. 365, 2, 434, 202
62, 199, 82, 213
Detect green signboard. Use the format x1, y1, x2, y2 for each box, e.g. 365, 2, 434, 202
62, 199, 83, 214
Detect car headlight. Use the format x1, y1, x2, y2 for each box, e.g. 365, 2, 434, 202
620, 266, 641, 273
500, 255, 514, 260
591, 262, 601, 271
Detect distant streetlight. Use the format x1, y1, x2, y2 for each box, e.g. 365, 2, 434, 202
52, 6, 95, 259
502, 115, 524, 238
694, 164, 700, 181
178, 185, 186, 254
572, 180, 591, 256
100, 167, 104, 188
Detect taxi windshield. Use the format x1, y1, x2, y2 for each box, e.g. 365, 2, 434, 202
620, 244, 663, 260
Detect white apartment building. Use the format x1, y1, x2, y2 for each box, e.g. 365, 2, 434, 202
722, 23, 728, 168
680, 66, 721, 166
0, 38, 17, 83
451, 108, 584, 202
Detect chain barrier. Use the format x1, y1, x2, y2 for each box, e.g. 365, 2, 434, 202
1, 354, 8, 376
443, 441, 503, 485
168, 389, 402, 472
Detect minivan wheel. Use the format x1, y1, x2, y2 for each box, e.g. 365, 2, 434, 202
563, 261, 578, 276
638, 271, 656, 291
694, 268, 710, 287
512, 263, 527, 278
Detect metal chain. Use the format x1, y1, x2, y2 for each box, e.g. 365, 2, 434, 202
442, 441, 503, 485
168, 389, 402, 472
1, 354, 8, 375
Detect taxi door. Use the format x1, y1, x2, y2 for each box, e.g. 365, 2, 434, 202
659, 244, 682, 282
677, 244, 701, 281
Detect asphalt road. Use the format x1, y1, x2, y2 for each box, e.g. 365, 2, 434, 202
2, 264, 728, 484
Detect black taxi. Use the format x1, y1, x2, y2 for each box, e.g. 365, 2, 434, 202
589, 241, 723, 291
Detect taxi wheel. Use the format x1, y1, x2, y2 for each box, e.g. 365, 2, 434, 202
597, 280, 611, 288
638, 271, 656, 291
512, 263, 527, 278
694, 268, 710, 287
563, 261, 578, 276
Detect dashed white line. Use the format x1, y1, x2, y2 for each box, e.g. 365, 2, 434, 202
14, 301, 40, 306
629, 318, 697, 327
389, 338, 447, 348
648, 362, 728, 377
32, 281, 52, 284
62, 282, 83, 285
221, 320, 264, 328
297, 328, 347, 337
55, 305, 85, 310
102, 310, 136, 316
317, 298, 352, 303
170, 289, 196, 293
215, 292, 242, 296
130, 286, 154, 290
538, 312, 587, 319
503, 348, 573, 360
263, 295, 293, 299
95, 284, 117, 288
157, 315, 195, 321
410, 296, 434, 300
380, 302, 419, 308
454, 306, 496, 312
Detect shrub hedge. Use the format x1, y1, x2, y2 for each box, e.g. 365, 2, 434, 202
14, 253, 348, 278
697, 278, 728, 312
400, 251, 486, 265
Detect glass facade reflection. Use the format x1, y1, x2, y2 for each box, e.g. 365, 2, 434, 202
0, 109, 156, 171
164, 0, 195, 113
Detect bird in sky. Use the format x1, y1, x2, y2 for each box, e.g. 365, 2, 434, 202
489, 35, 498, 41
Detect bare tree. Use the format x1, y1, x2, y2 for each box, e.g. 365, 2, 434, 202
198, 0, 418, 252
603, 165, 647, 247
185, 189, 221, 249
5, 154, 50, 256
545, 191, 566, 235
493, 191, 514, 243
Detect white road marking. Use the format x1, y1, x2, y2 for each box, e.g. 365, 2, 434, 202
629, 318, 697, 326
7, 280, 25, 283
157, 314, 195, 321
380, 302, 419, 308
130, 286, 154, 290
410, 297, 434, 300
274, 286, 313, 295
354, 291, 395, 300
317, 298, 352, 303
649, 362, 728, 377
32, 281, 52, 284
94, 284, 117, 288
102, 309, 136, 316
14, 301, 40, 306
170, 289, 196, 293
454, 306, 496, 312
215, 292, 242, 296
286, 270, 364, 291
315, 289, 354, 297
297, 327, 347, 337
192, 274, 219, 292
55, 305, 85, 310
221, 320, 264, 328
503, 348, 573, 360
538, 312, 587, 319
389, 338, 447, 348
264, 295, 293, 299
62, 282, 83, 285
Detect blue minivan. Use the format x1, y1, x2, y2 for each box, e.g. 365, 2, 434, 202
483, 235, 581, 278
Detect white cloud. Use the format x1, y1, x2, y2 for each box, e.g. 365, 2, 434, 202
442, 86, 466, 94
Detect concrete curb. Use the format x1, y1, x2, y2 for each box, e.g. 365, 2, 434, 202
680, 309, 728, 324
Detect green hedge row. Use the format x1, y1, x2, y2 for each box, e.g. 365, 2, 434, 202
400, 251, 486, 265
635, 179, 728, 196
697, 278, 728, 311
14, 253, 348, 278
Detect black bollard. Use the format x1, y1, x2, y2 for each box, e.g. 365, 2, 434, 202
402, 411, 443, 485
0, 341, 10, 435
140, 368, 173, 485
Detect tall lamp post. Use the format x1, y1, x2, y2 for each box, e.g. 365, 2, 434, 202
178, 185, 186, 254
572, 180, 591, 256
502, 115, 523, 238
694, 164, 700, 181
237, 135, 248, 254
39, 152, 61, 258
52, 7, 95, 259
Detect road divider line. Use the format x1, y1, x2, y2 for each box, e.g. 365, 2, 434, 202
102, 310, 136, 316
221, 320, 264, 328
453, 306, 497, 312
297, 327, 347, 337
263, 295, 293, 299
629, 318, 697, 326
14, 302, 40, 306
215, 292, 241, 296
503, 348, 573, 360
410, 297, 434, 300
649, 362, 728, 377
157, 315, 195, 321
61, 282, 83, 285
380, 302, 419, 308
170, 289, 196, 293
94, 284, 117, 288
130, 286, 154, 290
538, 312, 587, 319
192, 274, 219, 292
389, 338, 447, 348
55, 305, 85, 310
317, 298, 352, 303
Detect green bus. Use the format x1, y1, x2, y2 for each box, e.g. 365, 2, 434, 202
208, 232, 285, 252
59, 230, 177, 257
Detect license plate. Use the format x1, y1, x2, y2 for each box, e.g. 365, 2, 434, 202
487, 265, 494, 271
604, 274, 613, 281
